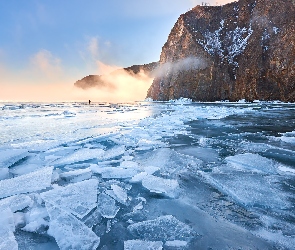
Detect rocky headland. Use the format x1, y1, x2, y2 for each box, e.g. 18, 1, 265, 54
147, 0, 295, 102
74, 62, 159, 89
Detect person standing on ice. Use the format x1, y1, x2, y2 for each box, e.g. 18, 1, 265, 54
89, 100, 91, 105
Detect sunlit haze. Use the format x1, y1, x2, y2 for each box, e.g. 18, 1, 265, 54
0, 0, 235, 102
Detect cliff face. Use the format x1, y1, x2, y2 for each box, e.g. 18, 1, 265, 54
147, 0, 295, 102
75, 62, 158, 89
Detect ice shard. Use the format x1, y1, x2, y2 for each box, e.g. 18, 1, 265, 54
0, 167, 53, 199
45, 202, 100, 250
41, 179, 98, 219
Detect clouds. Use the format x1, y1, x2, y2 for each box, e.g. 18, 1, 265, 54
88, 37, 99, 59
30, 49, 62, 78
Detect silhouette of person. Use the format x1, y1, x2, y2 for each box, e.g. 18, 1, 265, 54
89, 100, 91, 105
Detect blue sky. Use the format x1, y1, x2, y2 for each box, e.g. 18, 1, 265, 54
0, 0, 232, 101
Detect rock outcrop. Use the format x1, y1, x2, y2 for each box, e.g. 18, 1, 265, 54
147, 0, 295, 102
75, 62, 159, 89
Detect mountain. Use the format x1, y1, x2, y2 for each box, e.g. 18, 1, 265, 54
147, 0, 295, 102
74, 62, 159, 89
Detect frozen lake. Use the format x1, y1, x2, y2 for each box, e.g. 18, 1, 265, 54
0, 100, 294, 249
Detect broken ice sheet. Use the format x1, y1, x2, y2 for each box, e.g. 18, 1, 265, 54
207, 172, 288, 209
22, 206, 49, 233
0, 166, 53, 199
102, 145, 126, 160
0, 149, 28, 168
45, 202, 100, 250
0, 194, 33, 212
53, 148, 105, 165
142, 175, 179, 198
165, 240, 187, 247
92, 166, 139, 179
226, 153, 277, 174
105, 184, 128, 204
124, 240, 163, 250
0, 206, 18, 250
97, 193, 120, 218
128, 215, 195, 242
0, 167, 9, 180
41, 179, 98, 219
59, 167, 92, 183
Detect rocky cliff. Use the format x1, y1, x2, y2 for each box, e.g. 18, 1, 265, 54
75, 62, 158, 89
147, 0, 295, 102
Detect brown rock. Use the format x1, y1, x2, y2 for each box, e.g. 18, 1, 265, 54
147, 0, 295, 102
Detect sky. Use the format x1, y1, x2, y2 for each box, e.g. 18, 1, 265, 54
0, 0, 234, 102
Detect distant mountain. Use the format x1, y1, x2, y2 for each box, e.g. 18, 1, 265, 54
147, 0, 295, 102
74, 62, 159, 89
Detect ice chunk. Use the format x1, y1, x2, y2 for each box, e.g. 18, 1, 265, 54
124, 240, 163, 250
120, 161, 139, 168
53, 148, 104, 165
0, 167, 9, 180
13, 212, 26, 228
0, 194, 33, 212
142, 175, 179, 198
93, 166, 139, 179
280, 131, 295, 144
0, 149, 28, 168
41, 179, 98, 219
45, 202, 100, 250
0, 207, 18, 250
0, 167, 53, 199
102, 145, 125, 160
105, 184, 128, 204
59, 168, 92, 183
82, 209, 102, 228
207, 172, 288, 209
144, 166, 160, 175
165, 240, 187, 247
226, 153, 276, 174
128, 215, 194, 241
22, 206, 49, 233
130, 172, 149, 183
97, 193, 120, 218
133, 201, 144, 212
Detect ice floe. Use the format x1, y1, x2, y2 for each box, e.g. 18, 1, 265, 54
105, 184, 128, 204
225, 153, 277, 174
53, 148, 104, 165
0, 167, 53, 199
45, 202, 100, 250
0, 207, 18, 250
141, 175, 179, 198
206, 173, 288, 209
97, 193, 120, 218
124, 240, 163, 250
59, 167, 92, 183
0, 194, 33, 212
127, 215, 195, 241
41, 179, 98, 219
0, 149, 28, 168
